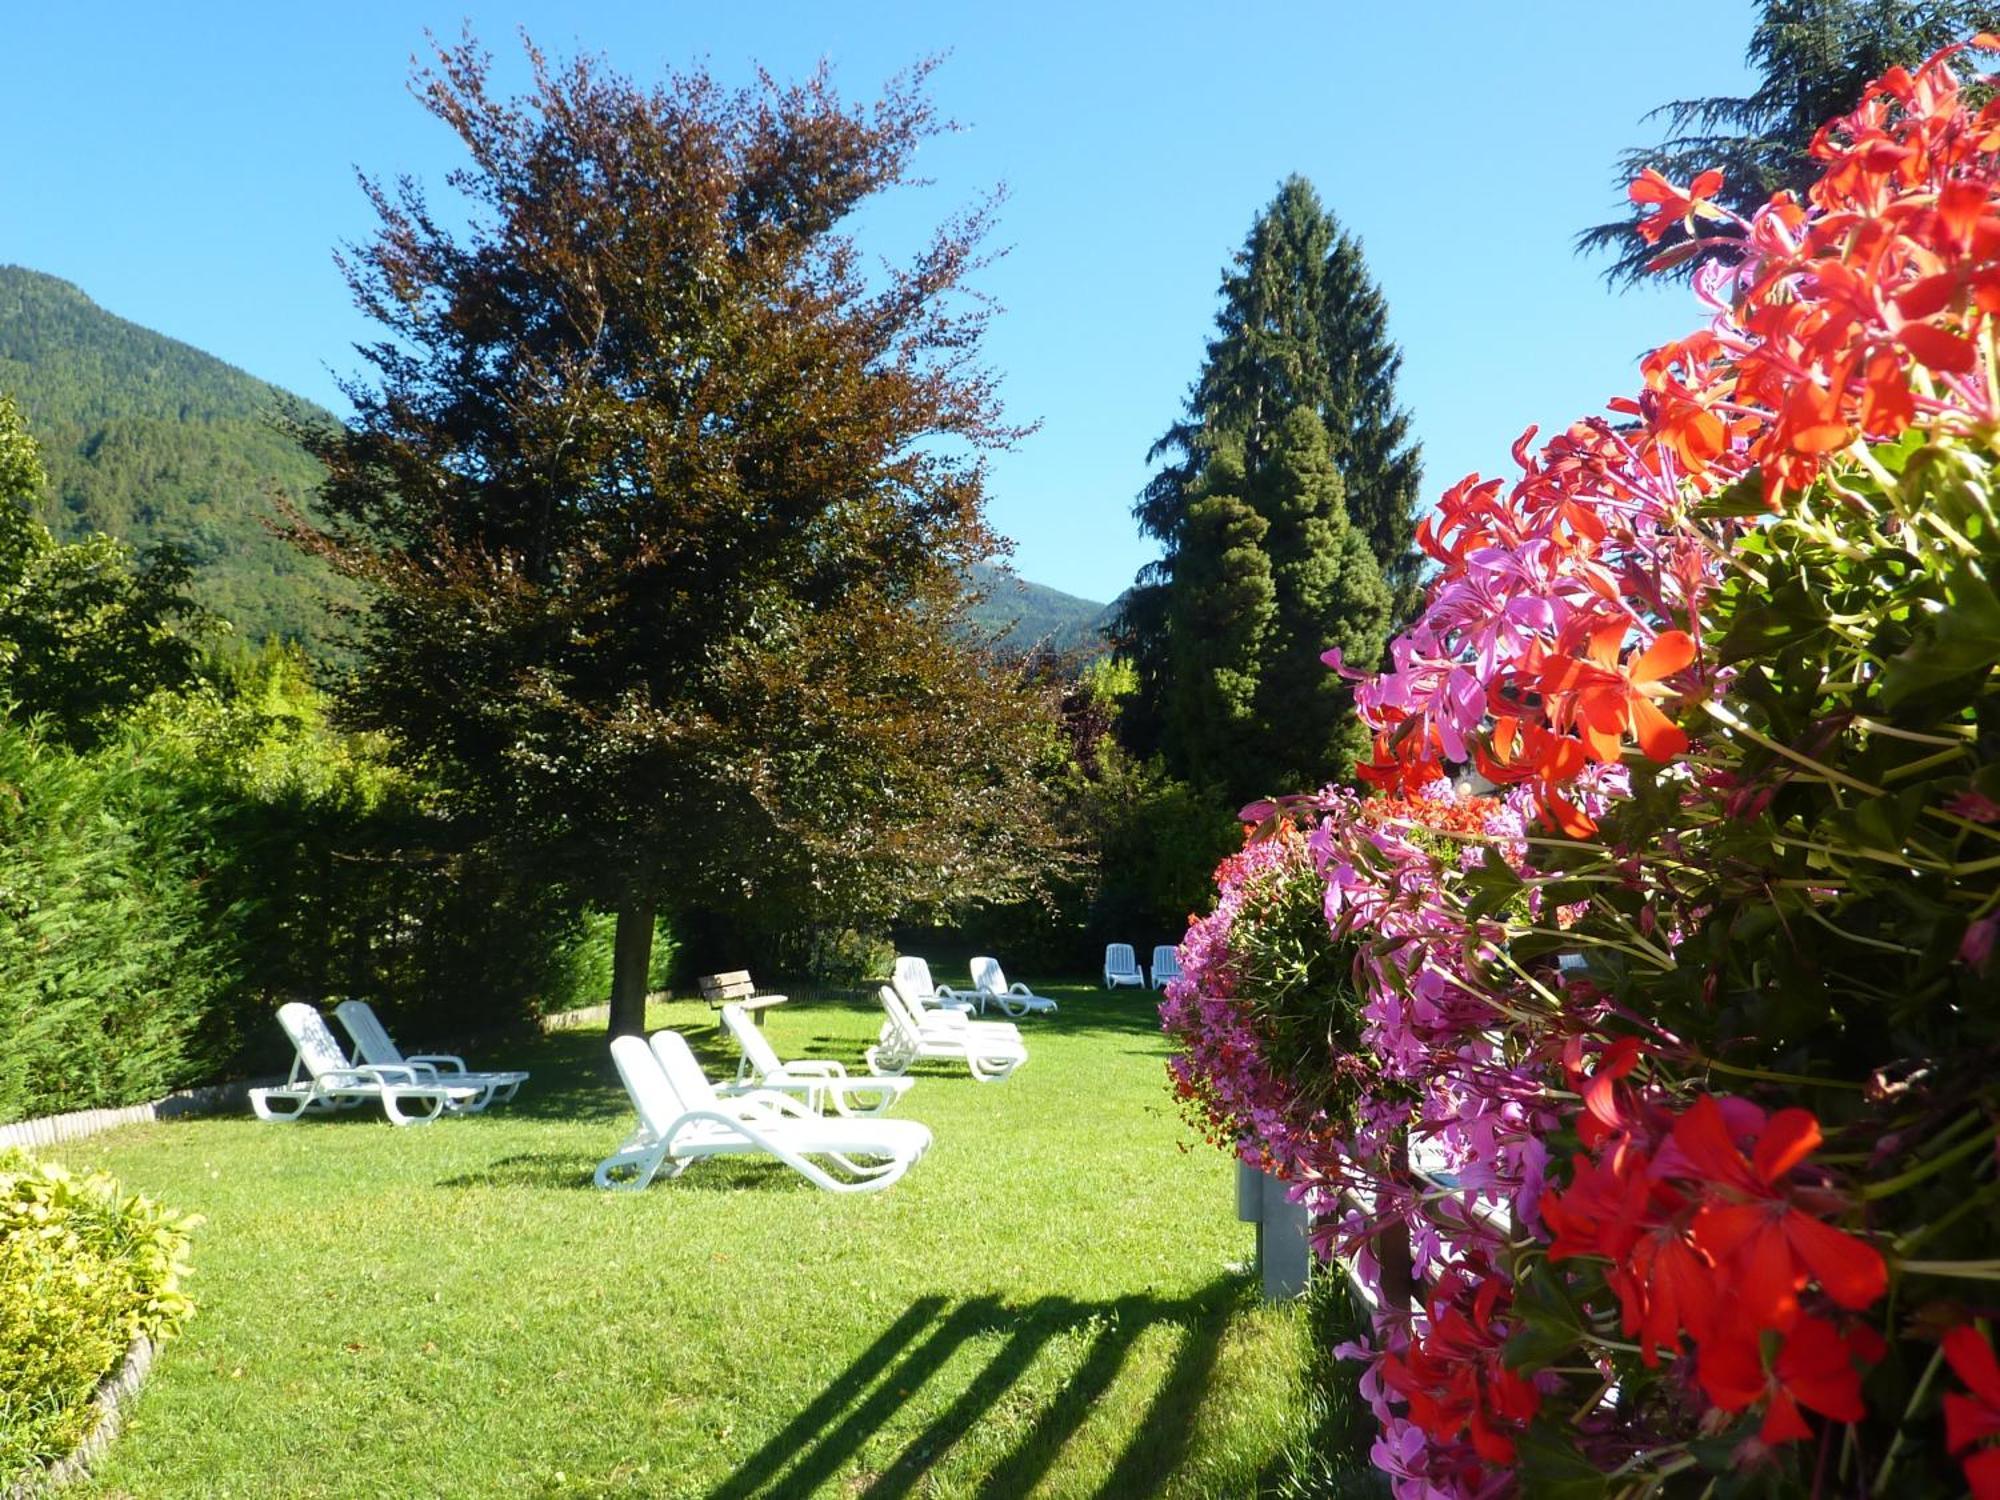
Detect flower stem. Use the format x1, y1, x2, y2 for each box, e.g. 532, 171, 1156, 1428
1862, 1124, 1997, 1200
1871, 1344, 1945, 1497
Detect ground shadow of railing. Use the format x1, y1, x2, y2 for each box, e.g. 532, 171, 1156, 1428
708, 1276, 1245, 1499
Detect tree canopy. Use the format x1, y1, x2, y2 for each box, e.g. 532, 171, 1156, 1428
1578, 0, 2000, 285
289, 36, 1072, 1031
0, 393, 207, 746
1117, 178, 1404, 805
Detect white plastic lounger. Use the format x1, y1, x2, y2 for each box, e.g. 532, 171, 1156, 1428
716, 1002, 913, 1117
1104, 943, 1145, 989
867, 985, 1026, 1082
249, 1002, 480, 1126
886, 973, 1023, 1045
1150, 946, 1183, 990
968, 957, 1057, 1017
893, 955, 977, 1015
333, 999, 528, 1112
593, 1032, 930, 1193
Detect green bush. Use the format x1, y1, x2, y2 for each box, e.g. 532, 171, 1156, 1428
0, 720, 228, 1120
0, 1150, 198, 1488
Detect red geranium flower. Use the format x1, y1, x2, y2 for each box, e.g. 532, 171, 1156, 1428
1674, 1095, 1887, 1332
1944, 1324, 2000, 1500
1697, 1315, 1879, 1445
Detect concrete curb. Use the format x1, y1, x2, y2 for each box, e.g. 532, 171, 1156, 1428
0, 1078, 279, 1154
3, 1334, 155, 1500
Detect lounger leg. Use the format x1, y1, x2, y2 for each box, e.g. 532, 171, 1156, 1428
249, 1088, 314, 1122
380, 1088, 447, 1127
593, 1130, 672, 1190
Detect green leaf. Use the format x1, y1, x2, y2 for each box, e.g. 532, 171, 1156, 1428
1692, 472, 1770, 519
1878, 561, 2000, 709
1515, 1421, 1612, 1499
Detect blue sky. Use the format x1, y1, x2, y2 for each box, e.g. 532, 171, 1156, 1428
3, 2, 1758, 604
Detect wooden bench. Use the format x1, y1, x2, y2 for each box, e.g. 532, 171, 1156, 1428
697, 971, 787, 1027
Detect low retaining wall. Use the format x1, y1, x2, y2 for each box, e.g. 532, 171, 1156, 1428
2, 1334, 154, 1500
0, 1078, 276, 1155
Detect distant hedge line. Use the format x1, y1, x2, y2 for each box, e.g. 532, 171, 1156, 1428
0, 657, 650, 1124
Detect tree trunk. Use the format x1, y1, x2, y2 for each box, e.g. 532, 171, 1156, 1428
609, 899, 655, 1038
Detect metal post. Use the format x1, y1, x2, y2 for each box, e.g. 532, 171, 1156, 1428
1236, 1158, 1312, 1300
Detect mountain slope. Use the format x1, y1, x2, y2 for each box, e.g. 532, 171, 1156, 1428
0, 266, 1114, 658
0, 265, 351, 647
965, 562, 1112, 655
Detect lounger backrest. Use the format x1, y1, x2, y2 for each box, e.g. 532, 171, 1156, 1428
278, 1002, 358, 1081
889, 969, 932, 1015
720, 1003, 784, 1078
877, 984, 922, 1045
1106, 943, 1138, 976
333, 1000, 403, 1067
971, 956, 1004, 995
1152, 945, 1182, 979
648, 1031, 723, 1114
892, 956, 934, 997
610, 1034, 681, 1139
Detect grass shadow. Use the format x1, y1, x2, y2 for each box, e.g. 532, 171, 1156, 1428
708, 1276, 1252, 1499
435, 1152, 604, 1191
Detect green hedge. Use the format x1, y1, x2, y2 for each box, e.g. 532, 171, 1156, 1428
0, 1150, 198, 1488
0, 724, 226, 1121
0, 655, 653, 1123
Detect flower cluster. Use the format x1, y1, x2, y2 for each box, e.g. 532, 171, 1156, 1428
1164, 39, 2000, 1499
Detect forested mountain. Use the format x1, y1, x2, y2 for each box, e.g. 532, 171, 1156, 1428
0, 265, 1110, 656
0, 265, 352, 647
968, 562, 1112, 655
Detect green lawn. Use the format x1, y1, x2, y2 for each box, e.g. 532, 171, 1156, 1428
57, 984, 1311, 1498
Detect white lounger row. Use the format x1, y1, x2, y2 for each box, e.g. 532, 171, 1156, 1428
250, 1001, 530, 1127
1104, 943, 1182, 989
595, 1030, 931, 1194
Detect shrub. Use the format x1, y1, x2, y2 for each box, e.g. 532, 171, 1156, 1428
0, 1150, 198, 1488
0, 720, 228, 1120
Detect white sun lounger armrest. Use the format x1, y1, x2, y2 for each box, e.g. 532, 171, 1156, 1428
405, 1052, 470, 1074
770, 1060, 846, 1080
726, 1089, 820, 1122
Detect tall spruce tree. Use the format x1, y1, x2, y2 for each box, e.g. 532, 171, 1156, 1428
1250, 407, 1390, 794
1120, 177, 1412, 799
1138, 176, 1422, 619
1157, 412, 1389, 804
1161, 444, 1274, 793
1579, 0, 2000, 286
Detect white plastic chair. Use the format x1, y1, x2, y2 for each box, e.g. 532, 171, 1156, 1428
333, 1000, 529, 1112
968, 957, 1057, 1017
249, 1003, 480, 1126
866, 985, 1026, 1082
593, 1032, 930, 1193
1150, 946, 1183, 991
717, 1002, 913, 1117
1104, 944, 1145, 989
893, 956, 977, 1015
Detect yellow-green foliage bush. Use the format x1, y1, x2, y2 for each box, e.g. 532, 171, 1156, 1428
0, 1151, 197, 1487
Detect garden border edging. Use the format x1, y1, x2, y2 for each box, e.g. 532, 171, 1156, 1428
2, 1333, 154, 1500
